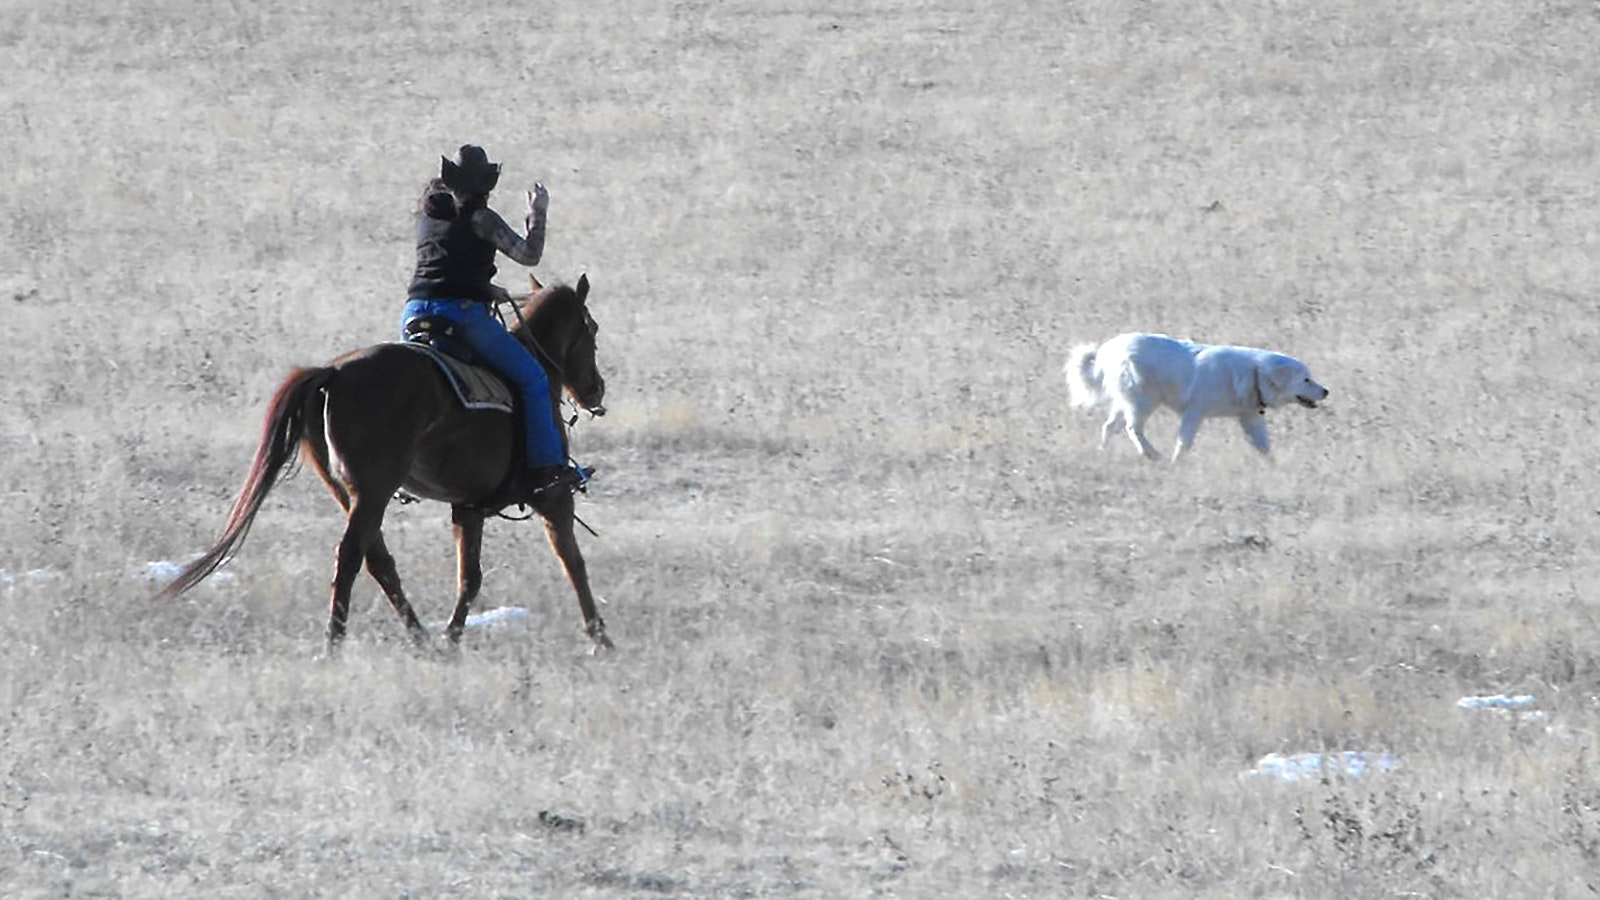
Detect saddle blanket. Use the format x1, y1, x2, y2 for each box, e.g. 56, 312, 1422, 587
395, 342, 515, 413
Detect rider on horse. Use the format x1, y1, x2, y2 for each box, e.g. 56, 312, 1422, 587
402, 145, 588, 503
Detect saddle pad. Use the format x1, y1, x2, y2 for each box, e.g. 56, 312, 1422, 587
395, 342, 515, 413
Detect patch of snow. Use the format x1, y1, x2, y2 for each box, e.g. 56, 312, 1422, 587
1457, 693, 1547, 724
0, 568, 63, 587
1245, 751, 1399, 782
1456, 694, 1537, 710
466, 606, 532, 629
431, 606, 534, 632
142, 557, 236, 586
144, 560, 185, 584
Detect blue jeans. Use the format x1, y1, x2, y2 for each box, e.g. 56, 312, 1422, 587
401, 299, 566, 467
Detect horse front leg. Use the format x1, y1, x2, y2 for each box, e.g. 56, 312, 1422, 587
541, 495, 612, 651
444, 506, 485, 644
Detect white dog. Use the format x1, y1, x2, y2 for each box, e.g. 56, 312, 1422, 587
1064, 333, 1328, 461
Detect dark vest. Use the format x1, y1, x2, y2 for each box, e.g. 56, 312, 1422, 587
408, 203, 498, 302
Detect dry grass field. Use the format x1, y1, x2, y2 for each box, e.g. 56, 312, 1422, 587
4, 0, 1599, 896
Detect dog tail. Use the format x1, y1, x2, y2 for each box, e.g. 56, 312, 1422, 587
1064, 343, 1106, 409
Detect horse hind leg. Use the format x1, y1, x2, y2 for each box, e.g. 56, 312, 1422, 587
319, 484, 424, 643
327, 509, 427, 649
301, 385, 354, 511
326, 493, 406, 650
364, 534, 427, 644
309, 427, 423, 645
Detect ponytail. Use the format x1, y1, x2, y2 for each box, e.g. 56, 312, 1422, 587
417, 178, 458, 220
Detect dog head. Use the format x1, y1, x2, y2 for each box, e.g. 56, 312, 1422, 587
1260, 356, 1329, 409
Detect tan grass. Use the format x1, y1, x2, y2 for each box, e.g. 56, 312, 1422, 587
4, 0, 1600, 896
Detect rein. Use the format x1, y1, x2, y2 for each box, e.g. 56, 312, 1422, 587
495, 299, 568, 387
489, 296, 598, 536
495, 298, 583, 426
494, 503, 600, 536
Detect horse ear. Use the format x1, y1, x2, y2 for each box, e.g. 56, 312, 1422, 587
528, 273, 543, 291
576, 273, 590, 301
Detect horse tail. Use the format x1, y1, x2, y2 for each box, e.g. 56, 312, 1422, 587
1064, 343, 1105, 409
159, 366, 336, 599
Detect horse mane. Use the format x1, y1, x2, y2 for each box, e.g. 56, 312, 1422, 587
517, 282, 581, 325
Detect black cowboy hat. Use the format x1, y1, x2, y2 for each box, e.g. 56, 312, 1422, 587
440, 144, 501, 195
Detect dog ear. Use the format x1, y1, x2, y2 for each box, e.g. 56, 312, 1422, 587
1265, 359, 1302, 400
1248, 358, 1291, 407
1263, 360, 1284, 389
1234, 363, 1259, 405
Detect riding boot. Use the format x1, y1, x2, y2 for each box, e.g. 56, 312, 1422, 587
519, 463, 595, 504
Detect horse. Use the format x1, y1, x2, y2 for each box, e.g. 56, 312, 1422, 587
159, 275, 613, 652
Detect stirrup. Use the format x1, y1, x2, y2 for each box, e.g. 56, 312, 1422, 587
524, 463, 594, 501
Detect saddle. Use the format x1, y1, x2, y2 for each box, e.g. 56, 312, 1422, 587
396, 314, 591, 511
397, 318, 515, 413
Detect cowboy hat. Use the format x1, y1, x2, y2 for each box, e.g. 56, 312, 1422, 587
440, 144, 501, 195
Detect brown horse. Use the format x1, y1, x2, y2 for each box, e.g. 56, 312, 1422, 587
161, 275, 612, 652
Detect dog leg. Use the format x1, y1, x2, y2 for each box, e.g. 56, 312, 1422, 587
1172, 410, 1204, 462
1099, 410, 1126, 450
1239, 414, 1271, 455
1126, 409, 1160, 460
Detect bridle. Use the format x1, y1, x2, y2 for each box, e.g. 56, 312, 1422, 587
495, 297, 603, 420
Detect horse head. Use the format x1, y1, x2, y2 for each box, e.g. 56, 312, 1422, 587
516, 273, 606, 416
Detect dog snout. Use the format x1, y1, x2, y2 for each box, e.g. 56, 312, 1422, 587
1297, 383, 1327, 409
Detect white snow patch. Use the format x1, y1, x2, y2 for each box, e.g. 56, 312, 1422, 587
142, 557, 236, 586
1457, 693, 1548, 724
431, 606, 534, 632
0, 568, 63, 587
1245, 751, 1400, 783
1456, 694, 1537, 710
